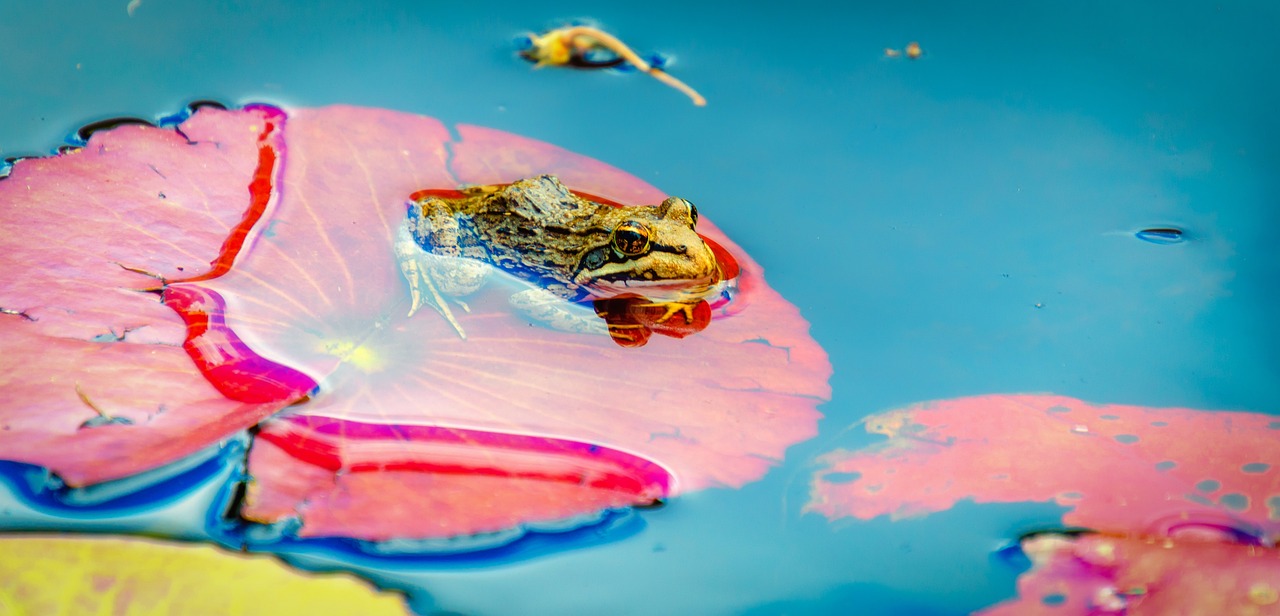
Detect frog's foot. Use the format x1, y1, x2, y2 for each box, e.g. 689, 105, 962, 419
642, 300, 699, 325
400, 256, 469, 339
394, 225, 484, 339
509, 287, 608, 336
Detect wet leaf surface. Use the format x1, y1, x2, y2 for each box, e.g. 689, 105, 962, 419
0, 534, 409, 615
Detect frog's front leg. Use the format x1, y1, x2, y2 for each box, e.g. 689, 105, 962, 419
394, 223, 489, 339
508, 287, 609, 336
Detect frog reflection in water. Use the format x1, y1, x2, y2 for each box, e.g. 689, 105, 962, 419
394, 175, 721, 339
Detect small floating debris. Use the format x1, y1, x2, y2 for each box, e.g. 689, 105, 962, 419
75, 382, 134, 429
518, 25, 707, 107
1135, 227, 1185, 245
884, 41, 924, 60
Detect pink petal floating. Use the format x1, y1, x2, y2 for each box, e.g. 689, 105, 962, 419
979, 534, 1280, 615
807, 394, 1280, 538
0, 106, 310, 486
201, 106, 830, 540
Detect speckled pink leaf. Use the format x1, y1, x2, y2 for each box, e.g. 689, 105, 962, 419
978, 533, 1280, 615
807, 394, 1280, 538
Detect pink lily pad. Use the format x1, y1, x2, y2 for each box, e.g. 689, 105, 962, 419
198, 106, 829, 540
807, 394, 1280, 537
0, 106, 308, 486
244, 415, 671, 540
979, 533, 1280, 615
2, 104, 830, 543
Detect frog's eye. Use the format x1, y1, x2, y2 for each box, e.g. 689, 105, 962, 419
611, 220, 651, 257
688, 201, 699, 226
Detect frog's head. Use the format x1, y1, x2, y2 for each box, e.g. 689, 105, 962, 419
574, 196, 721, 294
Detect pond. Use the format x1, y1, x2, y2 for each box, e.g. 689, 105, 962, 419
1, 1, 1277, 614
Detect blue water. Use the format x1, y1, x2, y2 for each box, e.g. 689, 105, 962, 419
2, 1, 1278, 614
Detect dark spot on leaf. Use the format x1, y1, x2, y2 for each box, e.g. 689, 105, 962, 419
1155, 461, 1177, 471
1113, 434, 1139, 444
1218, 493, 1249, 511
1195, 479, 1221, 493
1041, 593, 1067, 606
1241, 463, 1270, 474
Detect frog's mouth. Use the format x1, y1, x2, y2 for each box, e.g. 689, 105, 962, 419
582, 275, 725, 304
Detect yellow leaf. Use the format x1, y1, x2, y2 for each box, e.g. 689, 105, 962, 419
0, 535, 408, 616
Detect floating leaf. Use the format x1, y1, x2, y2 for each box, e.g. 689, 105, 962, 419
0, 534, 409, 615
205, 106, 829, 540
980, 533, 1280, 615
2, 104, 829, 543
807, 394, 1280, 537
0, 106, 307, 486
244, 415, 671, 540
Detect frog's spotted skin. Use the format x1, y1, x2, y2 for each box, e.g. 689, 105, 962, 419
394, 175, 720, 338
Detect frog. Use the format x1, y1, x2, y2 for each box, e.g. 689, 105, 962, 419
393, 174, 722, 339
